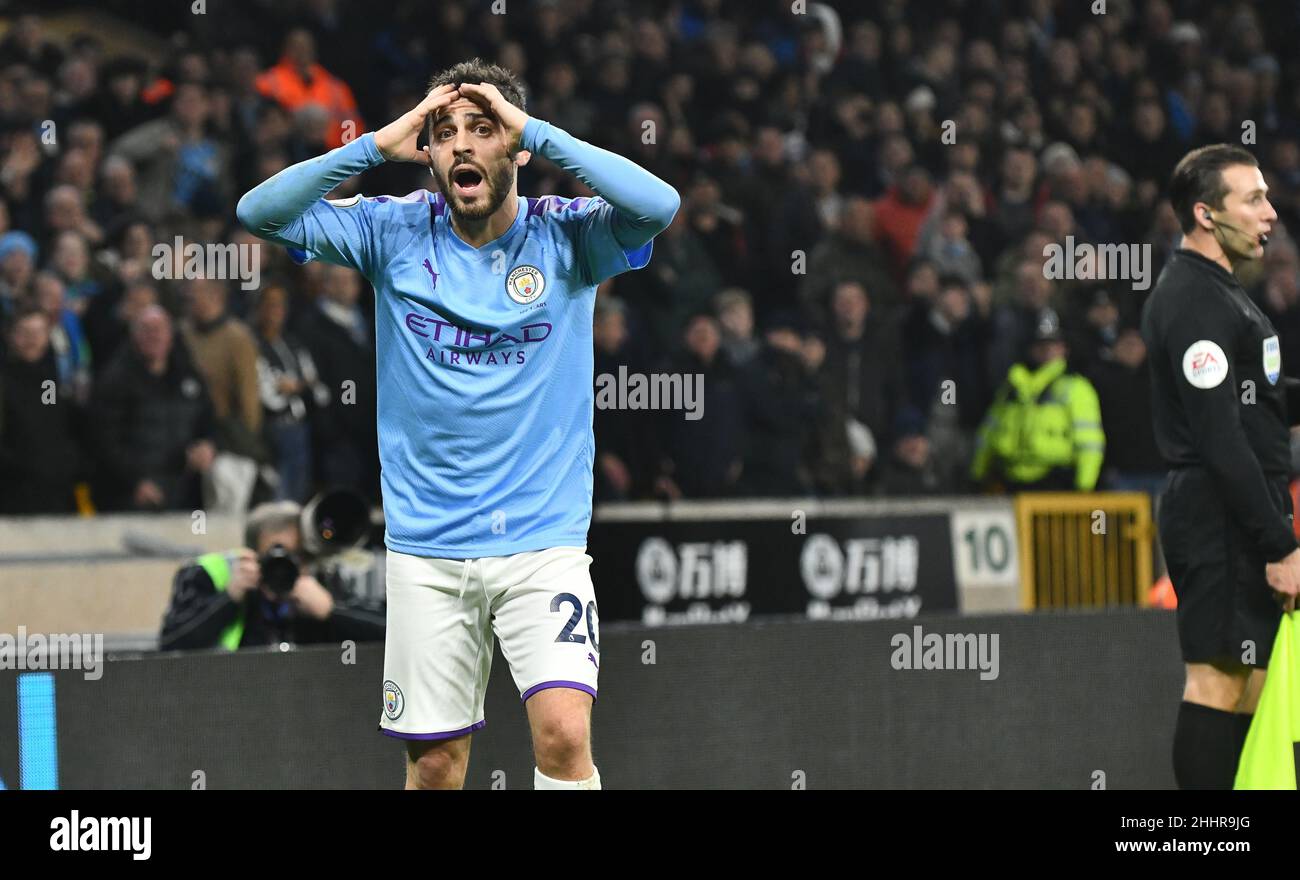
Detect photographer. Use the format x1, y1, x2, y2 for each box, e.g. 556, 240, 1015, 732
159, 500, 385, 651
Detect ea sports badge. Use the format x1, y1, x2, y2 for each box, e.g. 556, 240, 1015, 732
382, 680, 404, 720
506, 265, 545, 304
1181, 339, 1228, 389
1263, 335, 1281, 385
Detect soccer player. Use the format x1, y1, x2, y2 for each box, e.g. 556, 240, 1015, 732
237, 59, 680, 790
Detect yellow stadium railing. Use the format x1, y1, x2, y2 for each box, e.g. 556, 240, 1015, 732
1014, 492, 1153, 610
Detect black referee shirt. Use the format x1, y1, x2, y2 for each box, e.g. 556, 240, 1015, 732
1141, 248, 1300, 562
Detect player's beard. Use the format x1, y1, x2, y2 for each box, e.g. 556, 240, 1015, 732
434, 158, 514, 221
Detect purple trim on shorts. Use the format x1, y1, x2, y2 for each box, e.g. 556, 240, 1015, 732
379, 719, 485, 741
521, 680, 598, 703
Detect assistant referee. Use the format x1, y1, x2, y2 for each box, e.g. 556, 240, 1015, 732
1142, 143, 1300, 790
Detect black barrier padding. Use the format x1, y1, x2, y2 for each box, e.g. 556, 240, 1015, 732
0, 610, 1184, 789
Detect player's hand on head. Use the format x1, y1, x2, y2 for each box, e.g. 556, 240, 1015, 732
456, 81, 529, 154
374, 83, 460, 165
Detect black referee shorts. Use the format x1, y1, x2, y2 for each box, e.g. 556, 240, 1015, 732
1159, 467, 1291, 668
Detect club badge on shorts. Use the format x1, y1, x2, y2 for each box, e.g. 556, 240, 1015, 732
506, 265, 545, 304
382, 680, 404, 720
1263, 335, 1281, 385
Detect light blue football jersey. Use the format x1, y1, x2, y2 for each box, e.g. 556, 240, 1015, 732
238, 123, 678, 558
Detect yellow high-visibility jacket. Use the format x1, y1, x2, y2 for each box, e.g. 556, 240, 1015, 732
971, 357, 1105, 491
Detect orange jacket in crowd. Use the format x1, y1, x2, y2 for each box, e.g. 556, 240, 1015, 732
256, 58, 364, 149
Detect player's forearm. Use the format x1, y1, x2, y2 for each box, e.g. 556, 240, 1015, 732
522, 118, 680, 248
235, 133, 383, 244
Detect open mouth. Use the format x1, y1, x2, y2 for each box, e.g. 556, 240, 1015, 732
452, 165, 485, 197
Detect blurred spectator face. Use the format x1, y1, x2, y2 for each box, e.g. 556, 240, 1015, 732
322, 264, 361, 306
21, 77, 52, 122
544, 62, 577, 98
1049, 40, 1080, 86
1, 246, 34, 288
938, 283, 971, 323
285, 30, 316, 68
187, 279, 228, 322
52, 231, 89, 280
499, 42, 528, 80
101, 155, 137, 204
1201, 92, 1230, 133
1030, 338, 1067, 367
33, 272, 65, 318
1113, 329, 1147, 369
900, 167, 932, 205
1272, 139, 1299, 173
850, 21, 880, 59
231, 47, 261, 92
593, 304, 626, 353
1016, 260, 1052, 309
716, 296, 753, 341
965, 39, 997, 73
809, 150, 841, 194
880, 134, 913, 178
684, 314, 721, 362
57, 148, 95, 191
45, 186, 85, 233
907, 261, 940, 301
121, 282, 159, 321
1134, 102, 1165, 140
896, 434, 931, 468
754, 126, 785, 166
59, 57, 96, 101
839, 197, 874, 245
172, 84, 210, 129
68, 121, 103, 165
832, 281, 869, 330
875, 102, 904, 135
1087, 295, 1119, 329
107, 67, 141, 105
256, 285, 289, 337
132, 306, 173, 365
1038, 201, 1075, 239
688, 177, 721, 213
8, 311, 49, 363
120, 221, 153, 262
950, 141, 979, 173
176, 51, 209, 84
939, 211, 968, 242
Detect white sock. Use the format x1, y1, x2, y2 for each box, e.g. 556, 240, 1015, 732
534, 766, 601, 790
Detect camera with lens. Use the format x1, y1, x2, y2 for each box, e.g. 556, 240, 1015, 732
257, 488, 373, 597
258, 544, 301, 596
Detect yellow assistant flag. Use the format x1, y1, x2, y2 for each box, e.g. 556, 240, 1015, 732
1234, 611, 1299, 789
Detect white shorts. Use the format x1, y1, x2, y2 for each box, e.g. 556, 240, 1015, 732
379, 545, 600, 741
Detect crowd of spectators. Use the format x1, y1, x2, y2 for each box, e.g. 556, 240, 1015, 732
3, 0, 1300, 516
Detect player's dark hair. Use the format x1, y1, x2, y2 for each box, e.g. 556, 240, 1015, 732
426, 58, 527, 142
1169, 144, 1259, 234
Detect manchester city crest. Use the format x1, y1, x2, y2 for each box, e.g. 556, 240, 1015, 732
382, 680, 404, 720
506, 264, 545, 304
